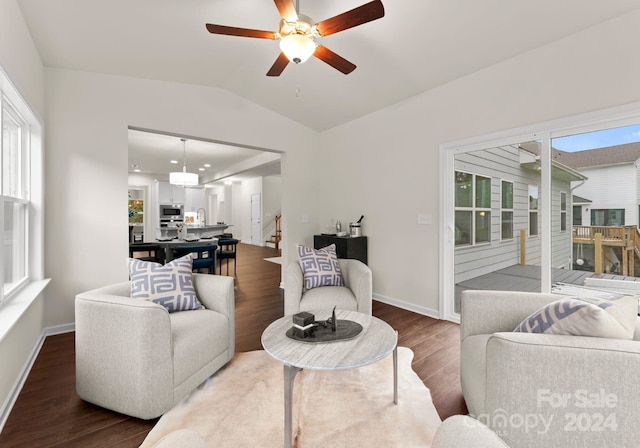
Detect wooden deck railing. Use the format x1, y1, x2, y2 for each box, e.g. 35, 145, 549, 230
572, 225, 636, 246
572, 225, 640, 276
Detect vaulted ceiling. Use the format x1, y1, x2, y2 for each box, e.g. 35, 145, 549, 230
18, 0, 640, 132
17, 1, 640, 182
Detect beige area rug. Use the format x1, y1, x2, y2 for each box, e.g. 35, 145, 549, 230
140, 347, 442, 447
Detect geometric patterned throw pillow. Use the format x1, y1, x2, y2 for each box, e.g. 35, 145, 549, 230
127, 254, 203, 312
297, 244, 344, 291
513, 294, 638, 340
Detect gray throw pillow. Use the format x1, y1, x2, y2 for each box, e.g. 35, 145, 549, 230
297, 243, 344, 291
513, 294, 638, 340
128, 254, 203, 312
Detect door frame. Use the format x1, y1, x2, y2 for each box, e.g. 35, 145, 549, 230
439, 102, 640, 323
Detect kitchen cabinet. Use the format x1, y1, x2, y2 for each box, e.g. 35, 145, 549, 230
157, 180, 185, 204
314, 235, 368, 265
184, 187, 205, 213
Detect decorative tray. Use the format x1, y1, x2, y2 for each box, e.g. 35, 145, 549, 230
286, 320, 363, 343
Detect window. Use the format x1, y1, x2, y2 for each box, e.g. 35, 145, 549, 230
1, 97, 29, 299
591, 209, 625, 226
0, 61, 42, 310
455, 171, 491, 246
529, 185, 539, 236
573, 206, 582, 225
501, 180, 513, 240
560, 192, 567, 231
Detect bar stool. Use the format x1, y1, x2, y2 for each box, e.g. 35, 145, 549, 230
217, 238, 238, 276
129, 243, 164, 264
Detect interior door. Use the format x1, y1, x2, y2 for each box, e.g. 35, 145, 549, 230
251, 193, 261, 246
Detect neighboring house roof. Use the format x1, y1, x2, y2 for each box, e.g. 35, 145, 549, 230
553, 142, 640, 168
521, 141, 640, 169
573, 195, 592, 204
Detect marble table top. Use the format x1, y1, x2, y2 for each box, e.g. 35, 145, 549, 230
261, 309, 397, 371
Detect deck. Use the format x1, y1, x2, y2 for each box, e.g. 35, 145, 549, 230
454, 264, 640, 312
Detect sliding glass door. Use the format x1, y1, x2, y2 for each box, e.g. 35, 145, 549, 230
440, 110, 640, 322
447, 141, 545, 315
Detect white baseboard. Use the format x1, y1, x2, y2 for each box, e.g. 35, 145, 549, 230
0, 323, 75, 433
44, 322, 75, 337
373, 293, 440, 320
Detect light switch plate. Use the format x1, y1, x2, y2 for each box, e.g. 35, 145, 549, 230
418, 213, 431, 225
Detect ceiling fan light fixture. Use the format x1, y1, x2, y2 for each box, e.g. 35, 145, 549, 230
279, 33, 315, 64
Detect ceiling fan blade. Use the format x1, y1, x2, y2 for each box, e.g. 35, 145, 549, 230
274, 0, 298, 22
315, 0, 385, 36
266, 52, 290, 77
313, 46, 356, 74
206, 24, 277, 39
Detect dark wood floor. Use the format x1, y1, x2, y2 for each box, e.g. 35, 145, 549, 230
0, 243, 466, 447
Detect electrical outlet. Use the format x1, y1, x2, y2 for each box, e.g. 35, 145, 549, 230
302, 214, 310, 223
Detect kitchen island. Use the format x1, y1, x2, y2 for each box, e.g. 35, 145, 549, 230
157, 223, 231, 240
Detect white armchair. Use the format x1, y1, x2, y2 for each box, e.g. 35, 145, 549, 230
285, 258, 372, 316
461, 289, 640, 448
75, 273, 235, 419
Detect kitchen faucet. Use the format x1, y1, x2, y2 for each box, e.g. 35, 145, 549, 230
196, 208, 207, 226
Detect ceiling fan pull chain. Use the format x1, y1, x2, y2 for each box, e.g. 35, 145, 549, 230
295, 65, 302, 97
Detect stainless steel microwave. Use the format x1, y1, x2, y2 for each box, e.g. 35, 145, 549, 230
160, 204, 183, 220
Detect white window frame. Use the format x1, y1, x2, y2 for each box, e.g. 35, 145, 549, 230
454, 170, 491, 247
0, 64, 44, 310
501, 179, 514, 241
560, 191, 567, 232
528, 184, 539, 237
441, 103, 640, 324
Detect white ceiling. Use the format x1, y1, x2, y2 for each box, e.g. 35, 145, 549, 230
16, 1, 640, 182
17, 0, 640, 132
128, 128, 281, 184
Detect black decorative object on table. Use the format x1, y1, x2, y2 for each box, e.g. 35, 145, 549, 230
292, 311, 316, 338
287, 307, 362, 343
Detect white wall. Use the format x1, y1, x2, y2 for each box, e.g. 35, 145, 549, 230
0, 0, 44, 116
44, 68, 318, 327
574, 164, 638, 226
316, 9, 640, 315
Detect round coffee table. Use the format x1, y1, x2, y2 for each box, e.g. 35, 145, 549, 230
261, 309, 398, 448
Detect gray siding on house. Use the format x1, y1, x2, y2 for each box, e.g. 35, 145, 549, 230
454, 145, 572, 284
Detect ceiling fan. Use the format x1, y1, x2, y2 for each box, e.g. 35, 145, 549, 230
205, 0, 385, 76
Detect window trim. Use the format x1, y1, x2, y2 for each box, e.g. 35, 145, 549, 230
500, 179, 514, 241
528, 184, 539, 237
560, 191, 567, 232
455, 170, 492, 247
0, 63, 44, 310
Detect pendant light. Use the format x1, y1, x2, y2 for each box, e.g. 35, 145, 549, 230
170, 138, 198, 187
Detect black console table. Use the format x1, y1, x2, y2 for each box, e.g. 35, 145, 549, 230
314, 235, 368, 265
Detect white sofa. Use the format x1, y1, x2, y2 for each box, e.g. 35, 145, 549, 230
285, 258, 372, 316
75, 273, 235, 419
461, 289, 640, 448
